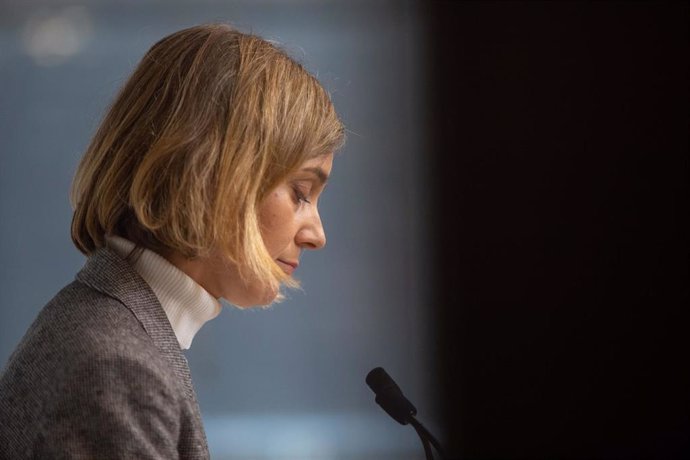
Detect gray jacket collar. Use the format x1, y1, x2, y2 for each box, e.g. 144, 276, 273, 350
75, 246, 197, 400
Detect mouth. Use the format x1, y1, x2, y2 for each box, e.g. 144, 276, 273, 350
277, 259, 299, 275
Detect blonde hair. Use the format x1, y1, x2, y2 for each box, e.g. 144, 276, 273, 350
71, 23, 344, 294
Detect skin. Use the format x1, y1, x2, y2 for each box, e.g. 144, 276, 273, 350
166, 153, 334, 307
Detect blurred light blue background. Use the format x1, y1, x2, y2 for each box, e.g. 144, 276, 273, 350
0, 1, 438, 458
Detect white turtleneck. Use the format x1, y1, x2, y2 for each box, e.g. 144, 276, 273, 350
106, 235, 221, 350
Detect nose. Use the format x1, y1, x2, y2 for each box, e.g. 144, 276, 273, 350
296, 207, 326, 250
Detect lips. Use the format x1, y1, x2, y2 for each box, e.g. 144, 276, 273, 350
277, 259, 298, 275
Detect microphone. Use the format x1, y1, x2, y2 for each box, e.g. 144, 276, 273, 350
365, 367, 417, 425
366, 367, 447, 460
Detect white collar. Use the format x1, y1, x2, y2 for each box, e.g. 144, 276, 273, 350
106, 235, 221, 349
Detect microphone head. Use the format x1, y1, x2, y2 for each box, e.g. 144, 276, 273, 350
366, 367, 417, 425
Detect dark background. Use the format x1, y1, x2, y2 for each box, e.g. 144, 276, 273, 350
429, 2, 688, 459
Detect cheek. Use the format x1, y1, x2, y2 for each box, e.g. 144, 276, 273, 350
259, 192, 284, 231
259, 191, 296, 254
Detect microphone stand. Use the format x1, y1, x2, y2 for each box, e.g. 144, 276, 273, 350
409, 414, 446, 460
409, 415, 434, 459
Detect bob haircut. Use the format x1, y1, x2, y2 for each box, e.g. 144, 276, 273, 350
71, 23, 345, 297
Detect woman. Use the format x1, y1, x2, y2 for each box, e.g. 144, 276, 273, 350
0, 23, 344, 458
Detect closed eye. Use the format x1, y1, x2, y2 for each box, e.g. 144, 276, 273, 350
293, 185, 312, 204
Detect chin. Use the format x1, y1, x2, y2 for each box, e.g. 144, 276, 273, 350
257, 287, 280, 306
229, 285, 279, 308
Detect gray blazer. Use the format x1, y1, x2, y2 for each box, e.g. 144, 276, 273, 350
0, 247, 210, 459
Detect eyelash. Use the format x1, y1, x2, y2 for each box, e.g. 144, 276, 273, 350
293, 186, 311, 205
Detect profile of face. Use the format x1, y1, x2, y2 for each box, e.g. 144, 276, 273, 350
175, 153, 334, 307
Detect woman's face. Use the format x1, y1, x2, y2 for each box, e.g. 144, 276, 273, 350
178, 153, 334, 307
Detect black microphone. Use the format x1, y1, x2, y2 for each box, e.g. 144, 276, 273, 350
366, 367, 447, 460
365, 367, 417, 425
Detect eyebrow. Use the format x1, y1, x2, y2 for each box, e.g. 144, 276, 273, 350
300, 167, 329, 185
